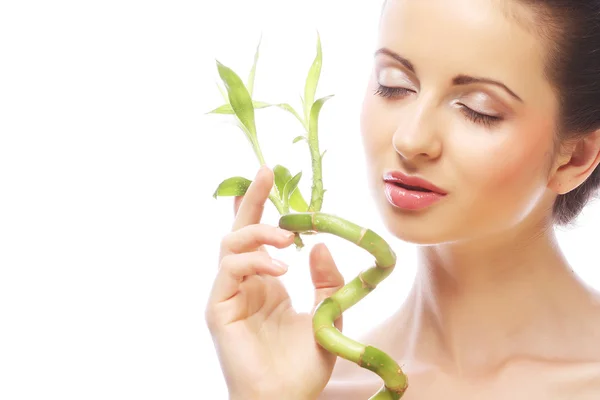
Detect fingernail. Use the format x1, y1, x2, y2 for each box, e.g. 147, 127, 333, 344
271, 259, 288, 272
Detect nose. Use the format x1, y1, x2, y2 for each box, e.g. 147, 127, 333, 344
392, 103, 442, 162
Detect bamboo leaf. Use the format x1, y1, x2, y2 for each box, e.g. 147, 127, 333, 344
213, 176, 252, 198
273, 165, 291, 198
273, 103, 304, 126
290, 189, 308, 212
246, 33, 263, 97
303, 31, 322, 124
293, 135, 306, 144
282, 171, 303, 212
205, 101, 271, 115
216, 82, 228, 103
273, 165, 308, 212
216, 59, 257, 141
204, 101, 304, 129
205, 103, 233, 115
211, 100, 304, 127
289, 185, 308, 211
309, 94, 334, 140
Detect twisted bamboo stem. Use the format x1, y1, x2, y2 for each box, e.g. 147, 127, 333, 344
279, 212, 409, 399
210, 33, 409, 398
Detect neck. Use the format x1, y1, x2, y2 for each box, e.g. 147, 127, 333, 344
390, 218, 599, 378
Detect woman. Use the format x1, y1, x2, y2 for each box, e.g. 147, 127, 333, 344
205, 0, 600, 398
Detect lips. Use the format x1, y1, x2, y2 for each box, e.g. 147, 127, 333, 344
382, 171, 447, 195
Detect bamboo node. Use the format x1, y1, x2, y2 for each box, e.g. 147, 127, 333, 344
375, 261, 393, 270
359, 271, 376, 291
314, 324, 331, 336
358, 348, 365, 367
357, 227, 367, 245
388, 374, 409, 394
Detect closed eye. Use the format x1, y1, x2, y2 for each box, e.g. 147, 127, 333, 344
374, 84, 504, 128
457, 104, 503, 128
373, 84, 414, 98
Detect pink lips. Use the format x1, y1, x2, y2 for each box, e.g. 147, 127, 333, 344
382, 171, 447, 195
382, 171, 447, 210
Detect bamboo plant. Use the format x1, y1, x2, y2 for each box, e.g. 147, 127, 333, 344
206, 32, 409, 399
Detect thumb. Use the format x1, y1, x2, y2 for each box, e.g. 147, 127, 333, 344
310, 243, 345, 331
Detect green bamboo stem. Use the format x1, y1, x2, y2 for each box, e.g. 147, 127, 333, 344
210, 34, 406, 398
278, 212, 409, 399
306, 122, 324, 213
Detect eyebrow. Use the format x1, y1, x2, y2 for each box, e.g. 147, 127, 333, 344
374, 47, 523, 103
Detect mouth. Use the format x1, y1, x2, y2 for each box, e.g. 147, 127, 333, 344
389, 181, 433, 193
382, 170, 448, 195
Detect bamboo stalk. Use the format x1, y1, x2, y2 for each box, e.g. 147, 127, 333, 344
210, 32, 409, 398
279, 212, 408, 399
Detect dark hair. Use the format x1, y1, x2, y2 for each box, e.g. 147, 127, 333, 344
512, 0, 600, 226
380, 0, 600, 226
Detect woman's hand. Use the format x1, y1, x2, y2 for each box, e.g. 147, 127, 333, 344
205, 165, 346, 400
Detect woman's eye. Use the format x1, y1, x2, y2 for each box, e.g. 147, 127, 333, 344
458, 105, 503, 128
373, 84, 504, 128
373, 84, 413, 98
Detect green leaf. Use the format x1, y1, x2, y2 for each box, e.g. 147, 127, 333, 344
320, 149, 327, 161
282, 171, 303, 212
293, 135, 306, 144
213, 176, 252, 198
253, 101, 271, 108
273, 165, 291, 198
204, 101, 304, 129
205, 103, 233, 115
309, 94, 334, 142
216, 82, 228, 103
216, 59, 257, 142
273, 165, 308, 212
303, 31, 322, 124
205, 100, 271, 115
247, 33, 263, 97
272, 103, 304, 127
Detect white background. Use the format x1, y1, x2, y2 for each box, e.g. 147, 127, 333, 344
1, 1, 599, 399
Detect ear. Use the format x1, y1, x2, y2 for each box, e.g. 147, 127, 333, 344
547, 129, 600, 195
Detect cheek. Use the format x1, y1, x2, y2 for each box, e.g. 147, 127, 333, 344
454, 124, 552, 217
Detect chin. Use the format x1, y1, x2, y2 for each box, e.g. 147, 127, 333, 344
375, 195, 457, 245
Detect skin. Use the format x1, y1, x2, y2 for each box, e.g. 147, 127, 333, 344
320, 0, 600, 398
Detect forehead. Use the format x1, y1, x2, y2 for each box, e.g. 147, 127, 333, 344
378, 0, 551, 105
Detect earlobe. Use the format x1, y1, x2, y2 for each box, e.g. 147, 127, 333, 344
547, 129, 600, 195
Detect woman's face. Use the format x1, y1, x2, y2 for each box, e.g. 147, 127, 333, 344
360, 0, 560, 244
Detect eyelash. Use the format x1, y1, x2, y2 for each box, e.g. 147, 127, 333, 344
373, 84, 502, 128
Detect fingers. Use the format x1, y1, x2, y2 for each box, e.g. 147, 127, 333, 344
309, 243, 345, 332
221, 224, 295, 255
231, 166, 273, 232
233, 195, 243, 216
310, 243, 345, 331
207, 251, 288, 306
